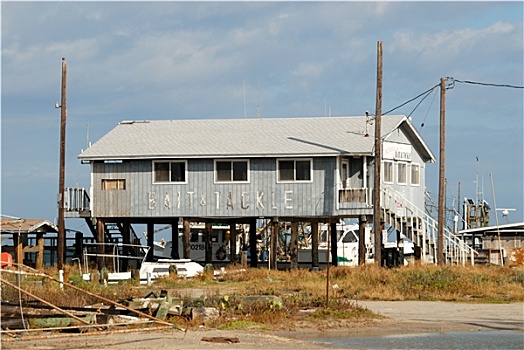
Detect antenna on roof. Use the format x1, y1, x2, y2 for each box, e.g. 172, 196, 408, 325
243, 81, 247, 119
256, 84, 260, 119
86, 123, 90, 148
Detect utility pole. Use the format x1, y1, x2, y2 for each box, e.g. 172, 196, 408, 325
437, 77, 446, 266
57, 58, 67, 270
373, 41, 383, 266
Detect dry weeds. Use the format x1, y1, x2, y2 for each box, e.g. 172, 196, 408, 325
1, 263, 523, 331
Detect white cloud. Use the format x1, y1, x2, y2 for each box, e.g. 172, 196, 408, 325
390, 21, 518, 62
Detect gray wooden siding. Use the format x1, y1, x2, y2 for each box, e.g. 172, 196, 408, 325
92, 157, 339, 218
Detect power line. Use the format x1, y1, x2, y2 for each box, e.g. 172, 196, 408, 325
369, 77, 522, 122
451, 78, 524, 89
383, 83, 440, 115
408, 85, 437, 118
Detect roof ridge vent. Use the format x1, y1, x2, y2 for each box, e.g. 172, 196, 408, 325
120, 120, 150, 125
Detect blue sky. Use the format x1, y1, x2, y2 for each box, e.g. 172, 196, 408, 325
1, 1, 523, 235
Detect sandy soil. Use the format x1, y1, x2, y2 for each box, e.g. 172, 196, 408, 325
1, 301, 522, 349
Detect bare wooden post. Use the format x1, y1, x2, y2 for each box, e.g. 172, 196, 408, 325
325, 218, 331, 308
205, 222, 213, 264
146, 222, 154, 262
170, 218, 180, 260
358, 215, 367, 265
14, 233, 23, 265
36, 233, 44, 271
229, 222, 237, 263
330, 221, 338, 266
96, 219, 105, 270
271, 218, 278, 269
311, 219, 319, 269
119, 221, 128, 271
183, 218, 190, 259
437, 77, 446, 266
373, 41, 383, 266
290, 221, 299, 269
249, 218, 257, 268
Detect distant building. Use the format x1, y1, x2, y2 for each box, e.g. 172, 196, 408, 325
459, 222, 524, 265
0, 218, 58, 269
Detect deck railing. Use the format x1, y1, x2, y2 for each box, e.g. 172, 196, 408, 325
64, 187, 90, 212
338, 188, 368, 203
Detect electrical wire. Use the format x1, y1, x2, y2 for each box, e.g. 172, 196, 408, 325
383, 83, 440, 115
418, 87, 439, 129
408, 85, 438, 118
452, 79, 524, 89
371, 77, 522, 121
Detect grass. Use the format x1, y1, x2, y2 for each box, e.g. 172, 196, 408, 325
2, 263, 523, 331
217, 320, 269, 331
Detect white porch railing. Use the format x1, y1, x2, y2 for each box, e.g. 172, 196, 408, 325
382, 187, 477, 265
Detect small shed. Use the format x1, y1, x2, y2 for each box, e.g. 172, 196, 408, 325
1, 218, 59, 270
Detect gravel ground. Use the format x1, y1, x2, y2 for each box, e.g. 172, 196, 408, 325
2, 301, 522, 350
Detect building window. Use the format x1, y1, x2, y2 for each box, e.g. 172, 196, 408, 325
215, 160, 249, 182
153, 161, 187, 183
102, 179, 126, 190
383, 161, 394, 183
411, 163, 420, 185
277, 159, 312, 182
397, 163, 407, 184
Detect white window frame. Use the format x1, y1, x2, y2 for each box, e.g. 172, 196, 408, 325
410, 163, 420, 186
276, 158, 313, 183
397, 162, 408, 185
341, 159, 349, 189
152, 160, 188, 184
214, 159, 250, 183
383, 161, 394, 184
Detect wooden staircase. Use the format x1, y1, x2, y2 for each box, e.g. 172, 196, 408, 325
381, 188, 477, 265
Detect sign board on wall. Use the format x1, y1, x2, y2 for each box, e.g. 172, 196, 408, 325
383, 142, 412, 162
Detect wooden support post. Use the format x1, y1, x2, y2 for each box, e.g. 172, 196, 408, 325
249, 218, 257, 268
74, 230, 83, 260
146, 222, 154, 262
36, 233, 44, 271
358, 216, 367, 265
330, 221, 338, 266
311, 220, 319, 269
171, 218, 180, 260
205, 222, 213, 265
271, 218, 278, 269
14, 233, 23, 265
290, 221, 298, 269
96, 219, 105, 270
183, 218, 190, 259
229, 222, 237, 263
121, 221, 130, 271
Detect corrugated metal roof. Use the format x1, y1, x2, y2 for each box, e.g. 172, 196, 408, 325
78, 115, 435, 161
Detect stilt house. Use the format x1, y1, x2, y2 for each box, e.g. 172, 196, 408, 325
65, 115, 472, 267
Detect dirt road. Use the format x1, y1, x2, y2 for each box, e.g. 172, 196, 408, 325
354, 300, 523, 333
2, 301, 522, 349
